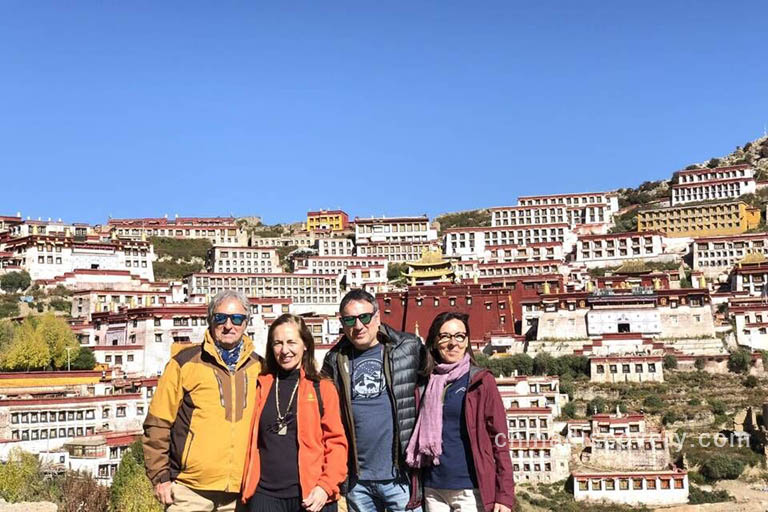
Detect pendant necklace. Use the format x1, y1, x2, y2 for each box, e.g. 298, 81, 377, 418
275, 374, 300, 436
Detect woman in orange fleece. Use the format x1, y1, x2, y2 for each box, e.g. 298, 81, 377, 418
242, 314, 348, 512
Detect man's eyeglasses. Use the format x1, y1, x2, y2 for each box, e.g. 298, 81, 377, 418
437, 332, 468, 345
340, 312, 375, 328
213, 313, 247, 326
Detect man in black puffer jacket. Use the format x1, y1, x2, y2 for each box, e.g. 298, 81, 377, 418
322, 289, 424, 512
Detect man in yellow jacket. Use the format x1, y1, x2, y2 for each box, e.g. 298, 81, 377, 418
143, 290, 262, 511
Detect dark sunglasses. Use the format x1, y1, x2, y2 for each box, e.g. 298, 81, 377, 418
340, 312, 374, 327
213, 313, 247, 326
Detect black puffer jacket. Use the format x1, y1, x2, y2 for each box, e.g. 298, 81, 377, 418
322, 323, 425, 478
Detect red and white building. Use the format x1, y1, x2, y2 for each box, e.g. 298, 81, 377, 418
517, 191, 620, 228
573, 468, 688, 506
6, 218, 94, 239
590, 355, 664, 384
185, 272, 342, 312
356, 240, 439, 263
0, 371, 155, 461
318, 238, 355, 257
0, 214, 23, 234
108, 216, 244, 245
575, 232, 671, 268
490, 205, 568, 227
70, 288, 172, 322
671, 164, 756, 206
443, 226, 573, 260
693, 233, 768, 276
509, 439, 571, 484
0, 234, 154, 282
207, 246, 280, 274
87, 304, 210, 376
37, 431, 140, 485
729, 297, 768, 351
355, 216, 437, 246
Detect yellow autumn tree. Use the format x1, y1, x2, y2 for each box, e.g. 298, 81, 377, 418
35, 313, 79, 369
1, 321, 50, 371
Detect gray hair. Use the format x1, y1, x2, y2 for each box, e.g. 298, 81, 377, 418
208, 290, 251, 326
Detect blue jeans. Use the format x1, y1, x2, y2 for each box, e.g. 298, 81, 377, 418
346, 477, 422, 512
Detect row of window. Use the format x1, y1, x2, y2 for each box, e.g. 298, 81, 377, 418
10, 406, 133, 422
678, 168, 749, 183
513, 462, 552, 473
11, 426, 95, 440
12, 409, 96, 423
200, 288, 338, 302
519, 195, 608, 206
593, 439, 665, 450
357, 223, 429, 233
510, 449, 551, 458
508, 418, 549, 428
594, 363, 658, 374
578, 477, 685, 491
218, 252, 274, 259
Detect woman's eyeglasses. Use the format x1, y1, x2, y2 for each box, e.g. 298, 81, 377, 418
340, 312, 374, 327
213, 313, 247, 326
437, 332, 468, 345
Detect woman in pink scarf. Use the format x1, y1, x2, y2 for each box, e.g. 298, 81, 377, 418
406, 312, 515, 512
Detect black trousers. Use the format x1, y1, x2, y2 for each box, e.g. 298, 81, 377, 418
248, 493, 338, 512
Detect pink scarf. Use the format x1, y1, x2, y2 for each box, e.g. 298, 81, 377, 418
406, 353, 471, 468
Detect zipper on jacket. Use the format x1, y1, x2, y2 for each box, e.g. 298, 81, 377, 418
228, 367, 236, 492
338, 351, 358, 475
382, 342, 401, 468
214, 373, 225, 408
243, 372, 248, 409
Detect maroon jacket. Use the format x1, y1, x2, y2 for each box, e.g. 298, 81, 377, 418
464, 366, 516, 511
412, 366, 516, 511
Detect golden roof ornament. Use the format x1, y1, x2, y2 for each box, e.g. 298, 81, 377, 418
740, 251, 767, 265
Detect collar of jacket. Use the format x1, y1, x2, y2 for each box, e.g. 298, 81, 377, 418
203, 329, 255, 371
468, 364, 491, 388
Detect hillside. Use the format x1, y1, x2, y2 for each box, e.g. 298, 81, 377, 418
435, 209, 492, 235
149, 237, 210, 280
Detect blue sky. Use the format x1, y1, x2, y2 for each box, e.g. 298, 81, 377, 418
2, 1, 767, 225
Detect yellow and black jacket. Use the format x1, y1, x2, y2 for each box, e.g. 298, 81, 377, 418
142, 330, 261, 492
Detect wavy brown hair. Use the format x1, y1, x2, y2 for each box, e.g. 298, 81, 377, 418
263, 314, 321, 382
422, 311, 476, 377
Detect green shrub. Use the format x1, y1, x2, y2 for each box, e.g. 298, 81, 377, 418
0, 301, 20, 318
49, 298, 71, 312
728, 350, 752, 374
744, 375, 759, 388
0, 271, 31, 293
110, 443, 162, 512
643, 394, 664, 410
153, 260, 205, 280
149, 236, 211, 260
700, 454, 744, 481
688, 485, 732, 504
533, 352, 554, 375
588, 397, 606, 415
559, 378, 574, 400
694, 358, 706, 371
662, 411, 680, 425
709, 399, 726, 415
663, 355, 678, 369
688, 397, 701, 406
561, 402, 577, 419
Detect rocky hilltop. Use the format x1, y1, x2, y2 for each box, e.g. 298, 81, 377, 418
685, 134, 768, 179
